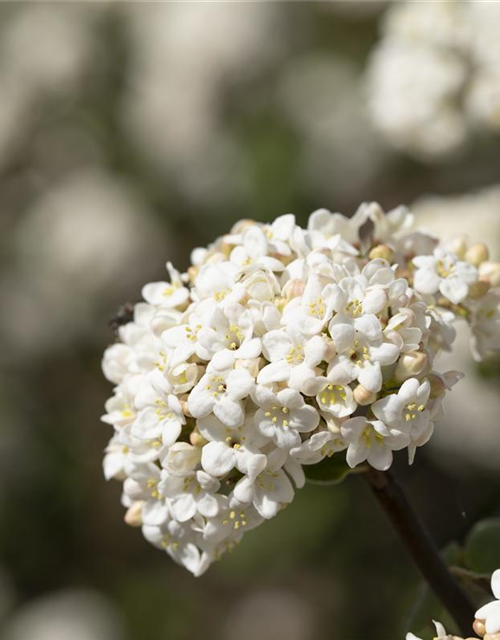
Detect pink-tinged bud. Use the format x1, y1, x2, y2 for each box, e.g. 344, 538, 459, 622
353, 384, 377, 406
395, 351, 428, 382
473, 620, 486, 638
468, 280, 490, 299
369, 244, 394, 262
480, 261, 500, 288
427, 373, 447, 398
466, 243, 489, 266
283, 278, 305, 300
125, 502, 143, 527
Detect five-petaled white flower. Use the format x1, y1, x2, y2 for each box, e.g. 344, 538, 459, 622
341, 416, 409, 471
413, 248, 478, 304
253, 386, 320, 450
188, 364, 255, 428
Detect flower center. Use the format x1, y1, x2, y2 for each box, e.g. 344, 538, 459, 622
346, 299, 363, 318
320, 384, 347, 407
264, 405, 291, 428
349, 339, 371, 366
222, 509, 248, 530
225, 324, 244, 350
309, 296, 326, 318
185, 324, 202, 342
404, 402, 425, 422
205, 375, 226, 397
363, 426, 383, 448
147, 477, 162, 499
285, 344, 304, 364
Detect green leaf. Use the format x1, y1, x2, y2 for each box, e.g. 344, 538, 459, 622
464, 518, 500, 574
304, 454, 358, 485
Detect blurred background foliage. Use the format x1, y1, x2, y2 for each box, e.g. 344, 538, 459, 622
0, 3, 499, 639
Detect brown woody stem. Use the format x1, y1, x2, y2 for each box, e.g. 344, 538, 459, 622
364, 466, 475, 637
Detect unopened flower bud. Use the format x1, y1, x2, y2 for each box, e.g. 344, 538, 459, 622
395, 351, 428, 381
480, 261, 500, 288
180, 397, 193, 417
473, 619, 486, 638
125, 501, 143, 527
369, 244, 394, 262
283, 278, 305, 300
189, 429, 208, 448
468, 280, 490, 299
164, 442, 201, 476
446, 235, 468, 259
230, 219, 256, 234
484, 634, 500, 640
465, 243, 489, 266
353, 384, 377, 406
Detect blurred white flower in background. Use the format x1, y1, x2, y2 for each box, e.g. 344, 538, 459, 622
122, 2, 286, 207
367, 1, 500, 159
0, 170, 163, 360
279, 56, 388, 202
2, 589, 124, 640
0, 3, 104, 169
324, 0, 386, 19
223, 589, 315, 640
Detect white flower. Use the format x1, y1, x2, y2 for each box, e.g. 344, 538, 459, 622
290, 426, 347, 465
413, 248, 478, 304
142, 262, 190, 309
372, 378, 441, 464
198, 414, 268, 480
188, 364, 255, 428
163, 443, 201, 477
469, 292, 500, 361
372, 378, 431, 435
123, 462, 169, 526
131, 393, 185, 448
328, 313, 400, 393
143, 520, 212, 577
229, 224, 285, 272
253, 386, 320, 450
160, 470, 221, 523
316, 381, 357, 418
406, 619, 451, 640
341, 416, 409, 471
475, 569, 500, 635
233, 465, 295, 519
197, 303, 262, 361
196, 495, 264, 544
258, 328, 327, 393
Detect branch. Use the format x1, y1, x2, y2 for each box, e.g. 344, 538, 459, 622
364, 467, 476, 637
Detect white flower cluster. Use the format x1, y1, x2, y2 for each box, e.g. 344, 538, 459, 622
367, 1, 500, 159
101, 204, 500, 575
407, 569, 500, 640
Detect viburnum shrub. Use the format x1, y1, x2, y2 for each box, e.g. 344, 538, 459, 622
101, 204, 500, 577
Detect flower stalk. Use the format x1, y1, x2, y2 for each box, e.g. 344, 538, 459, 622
364, 466, 475, 637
